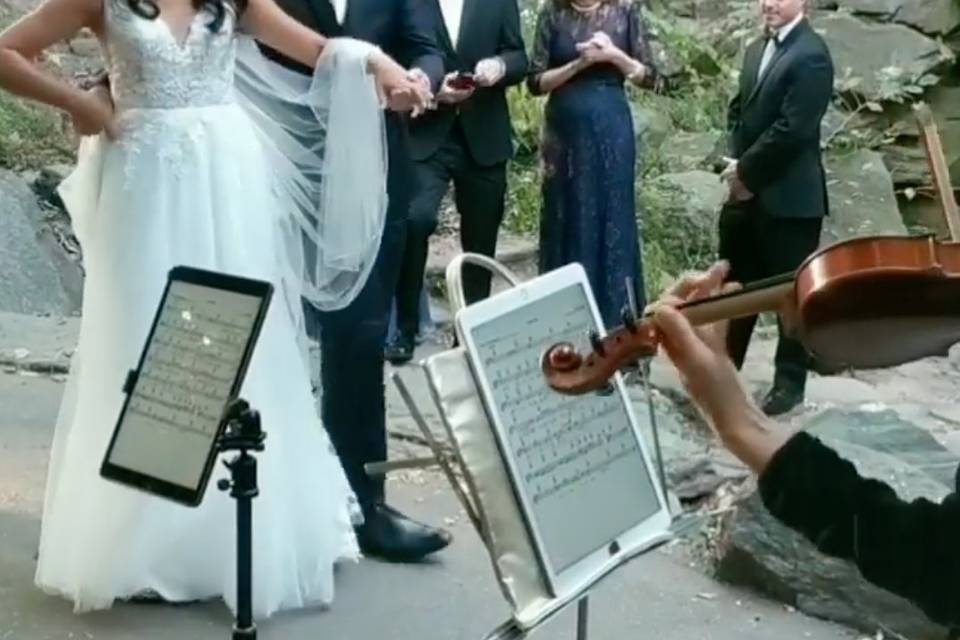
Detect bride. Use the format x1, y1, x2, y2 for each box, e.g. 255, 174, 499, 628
0, 0, 429, 619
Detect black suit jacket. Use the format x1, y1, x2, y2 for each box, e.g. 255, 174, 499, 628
258, 0, 445, 202
407, 0, 528, 167
727, 18, 834, 218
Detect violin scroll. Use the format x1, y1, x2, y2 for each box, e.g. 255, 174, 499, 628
543, 342, 583, 373
541, 322, 661, 395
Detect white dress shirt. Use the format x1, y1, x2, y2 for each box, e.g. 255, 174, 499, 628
331, 0, 346, 24
438, 0, 464, 49
757, 12, 803, 80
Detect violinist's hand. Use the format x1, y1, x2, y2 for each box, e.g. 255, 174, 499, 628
647, 260, 791, 473
645, 261, 749, 430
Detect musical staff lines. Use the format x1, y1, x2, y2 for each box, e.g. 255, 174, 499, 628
127, 286, 259, 440
473, 291, 642, 509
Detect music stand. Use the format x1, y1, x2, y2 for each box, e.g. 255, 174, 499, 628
100, 266, 273, 639
373, 255, 700, 640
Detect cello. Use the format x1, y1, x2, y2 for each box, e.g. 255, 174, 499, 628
541, 103, 960, 396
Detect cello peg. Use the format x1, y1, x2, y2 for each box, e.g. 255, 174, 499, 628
589, 331, 606, 357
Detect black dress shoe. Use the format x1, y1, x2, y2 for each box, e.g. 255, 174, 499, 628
355, 502, 452, 563
384, 333, 415, 365
761, 386, 803, 416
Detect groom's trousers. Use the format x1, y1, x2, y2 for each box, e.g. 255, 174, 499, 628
304, 114, 412, 512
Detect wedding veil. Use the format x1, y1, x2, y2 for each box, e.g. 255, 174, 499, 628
231, 36, 388, 328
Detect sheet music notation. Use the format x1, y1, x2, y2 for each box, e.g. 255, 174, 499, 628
127, 289, 257, 439
473, 295, 642, 509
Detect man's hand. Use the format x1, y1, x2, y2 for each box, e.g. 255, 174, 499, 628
68, 84, 118, 139
473, 57, 505, 87
721, 158, 753, 202
435, 71, 475, 105
370, 51, 433, 116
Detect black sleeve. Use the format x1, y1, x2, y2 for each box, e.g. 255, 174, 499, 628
725, 90, 741, 156
525, 5, 552, 96
493, 0, 528, 88
736, 48, 832, 193
400, 0, 445, 91
758, 431, 960, 628
625, 1, 660, 90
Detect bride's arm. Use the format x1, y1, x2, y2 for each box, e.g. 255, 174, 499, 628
238, 0, 328, 70
0, 0, 113, 131
240, 0, 387, 75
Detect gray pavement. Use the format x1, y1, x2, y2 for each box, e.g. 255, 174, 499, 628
0, 362, 858, 640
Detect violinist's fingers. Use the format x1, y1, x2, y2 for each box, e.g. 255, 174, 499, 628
668, 261, 730, 301
643, 293, 683, 315
651, 304, 708, 370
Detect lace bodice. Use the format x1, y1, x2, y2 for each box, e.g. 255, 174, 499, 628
103, 0, 237, 110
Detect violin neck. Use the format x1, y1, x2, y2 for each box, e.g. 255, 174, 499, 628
672, 272, 793, 325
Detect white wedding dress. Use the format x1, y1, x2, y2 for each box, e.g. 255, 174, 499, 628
35, 0, 384, 619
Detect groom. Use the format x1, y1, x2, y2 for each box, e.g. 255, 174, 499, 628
259, 1, 452, 562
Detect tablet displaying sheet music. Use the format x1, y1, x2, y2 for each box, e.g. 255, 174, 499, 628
101, 266, 272, 506
456, 263, 671, 599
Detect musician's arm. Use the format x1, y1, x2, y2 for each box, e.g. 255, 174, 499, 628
757, 429, 960, 627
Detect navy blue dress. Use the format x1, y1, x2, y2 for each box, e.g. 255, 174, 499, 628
528, 1, 659, 327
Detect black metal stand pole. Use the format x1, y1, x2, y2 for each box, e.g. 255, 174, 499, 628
217, 399, 265, 640
576, 597, 589, 640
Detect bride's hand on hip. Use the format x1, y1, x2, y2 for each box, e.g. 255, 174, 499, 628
69, 86, 119, 139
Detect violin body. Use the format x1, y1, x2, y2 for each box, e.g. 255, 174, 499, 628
795, 234, 960, 369
543, 234, 960, 395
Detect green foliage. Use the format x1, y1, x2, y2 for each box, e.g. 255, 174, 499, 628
0, 92, 73, 170
638, 10, 736, 133
824, 66, 941, 152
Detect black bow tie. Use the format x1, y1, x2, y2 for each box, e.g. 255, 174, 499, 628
764, 29, 780, 46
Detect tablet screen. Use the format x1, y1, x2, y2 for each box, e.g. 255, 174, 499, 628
106, 279, 265, 492
466, 281, 662, 576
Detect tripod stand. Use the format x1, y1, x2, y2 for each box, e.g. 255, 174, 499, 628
217, 398, 266, 640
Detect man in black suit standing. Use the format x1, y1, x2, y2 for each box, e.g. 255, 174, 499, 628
720, 0, 834, 416
260, 1, 454, 562
383, 0, 528, 364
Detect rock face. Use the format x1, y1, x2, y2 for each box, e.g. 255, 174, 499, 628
632, 101, 674, 155
812, 12, 947, 101
715, 408, 956, 640
835, 0, 960, 35
821, 148, 906, 244
0, 170, 82, 316
658, 131, 722, 173
641, 170, 728, 281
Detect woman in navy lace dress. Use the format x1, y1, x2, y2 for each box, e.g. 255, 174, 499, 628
528, 0, 660, 327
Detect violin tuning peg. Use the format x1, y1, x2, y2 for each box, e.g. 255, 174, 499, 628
621, 306, 637, 332
589, 331, 606, 357
624, 277, 639, 316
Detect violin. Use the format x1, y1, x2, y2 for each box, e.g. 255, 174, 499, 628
542, 102, 960, 396
541, 234, 960, 394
